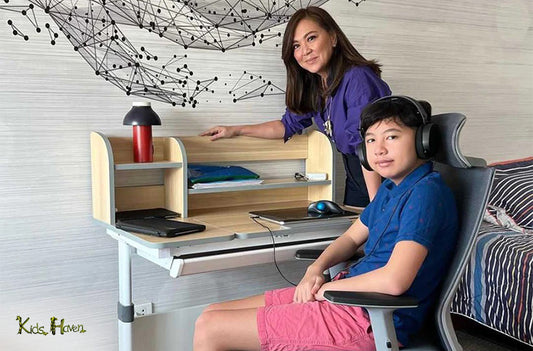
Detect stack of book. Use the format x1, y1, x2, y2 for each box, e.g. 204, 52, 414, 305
188, 164, 262, 189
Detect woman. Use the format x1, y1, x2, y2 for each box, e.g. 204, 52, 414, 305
201, 6, 391, 206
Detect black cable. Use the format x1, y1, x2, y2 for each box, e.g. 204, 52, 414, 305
250, 216, 297, 286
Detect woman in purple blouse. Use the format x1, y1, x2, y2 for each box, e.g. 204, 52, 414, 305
201, 6, 391, 206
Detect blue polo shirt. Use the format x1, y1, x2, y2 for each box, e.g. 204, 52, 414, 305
280, 65, 391, 155
350, 162, 458, 346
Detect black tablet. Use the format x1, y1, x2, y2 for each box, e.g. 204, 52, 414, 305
115, 208, 179, 221
249, 207, 359, 225
116, 218, 205, 237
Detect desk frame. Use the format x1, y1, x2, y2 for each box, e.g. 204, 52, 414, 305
105, 218, 355, 351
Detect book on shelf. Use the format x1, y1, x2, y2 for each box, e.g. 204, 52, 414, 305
188, 164, 260, 184
191, 179, 264, 189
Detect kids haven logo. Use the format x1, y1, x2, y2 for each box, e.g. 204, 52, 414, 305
16, 316, 87, 335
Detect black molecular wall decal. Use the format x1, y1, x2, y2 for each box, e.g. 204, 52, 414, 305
229, 71, 285, 102
1, 1, 369, 107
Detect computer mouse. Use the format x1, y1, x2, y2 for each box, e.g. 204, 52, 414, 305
307, 200, 344, 215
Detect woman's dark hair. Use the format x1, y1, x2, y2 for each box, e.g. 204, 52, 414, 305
282, 6, 382, 115
360, 98, 432, 136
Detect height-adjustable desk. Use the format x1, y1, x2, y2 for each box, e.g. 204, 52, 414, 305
90, 130, 357, 351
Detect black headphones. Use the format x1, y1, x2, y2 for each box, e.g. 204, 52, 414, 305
356, 95, 438, 171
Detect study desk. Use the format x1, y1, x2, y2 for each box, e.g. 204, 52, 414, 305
102, 201, 358, 351
90, 130, 354, 350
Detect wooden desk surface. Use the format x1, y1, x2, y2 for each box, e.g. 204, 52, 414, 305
114, 201, 311, 248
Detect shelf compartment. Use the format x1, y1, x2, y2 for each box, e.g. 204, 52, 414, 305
91, 130, 333, 224
188, 178, 331, 194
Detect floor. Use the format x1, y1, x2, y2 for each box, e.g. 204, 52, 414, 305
456, 328, 532, 351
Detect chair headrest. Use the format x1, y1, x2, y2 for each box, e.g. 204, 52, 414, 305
431, 113, 473, 168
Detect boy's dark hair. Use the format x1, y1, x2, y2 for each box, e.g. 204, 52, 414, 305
360, 97, 432, 137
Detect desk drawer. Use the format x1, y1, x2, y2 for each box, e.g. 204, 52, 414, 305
170, 240, 334, 277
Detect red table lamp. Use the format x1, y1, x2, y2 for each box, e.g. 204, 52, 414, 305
123, 102, 162, 163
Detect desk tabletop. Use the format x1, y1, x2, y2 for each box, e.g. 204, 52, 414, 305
105, 202, 362, 249
107, 201, 308, 248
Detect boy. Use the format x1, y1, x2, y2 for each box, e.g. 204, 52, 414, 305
193, 96, 458, 351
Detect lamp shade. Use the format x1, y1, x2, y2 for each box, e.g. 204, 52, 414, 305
123, 102, 161, 126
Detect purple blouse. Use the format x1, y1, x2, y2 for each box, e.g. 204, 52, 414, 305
280, 66, 391, 155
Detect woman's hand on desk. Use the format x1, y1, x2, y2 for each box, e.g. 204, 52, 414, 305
293, 265, 325, 303
200, 125, 241, 141
201, 121, 285, 140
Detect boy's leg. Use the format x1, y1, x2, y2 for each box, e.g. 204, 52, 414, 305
203, 293, 265, 312
257, 287, 375, 351
193, 289, 293, 351
194, 294, 265, 351
194, 307, 261, 351
194, 287, 374, 351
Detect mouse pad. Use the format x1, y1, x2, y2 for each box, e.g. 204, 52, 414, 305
249, 207, 359, 225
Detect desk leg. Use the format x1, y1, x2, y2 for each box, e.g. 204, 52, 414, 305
118, 240, 133, 351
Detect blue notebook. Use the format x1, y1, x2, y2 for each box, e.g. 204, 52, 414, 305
188, 164, 259, 184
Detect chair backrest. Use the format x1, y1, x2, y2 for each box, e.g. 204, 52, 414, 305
430, 113, 495, 350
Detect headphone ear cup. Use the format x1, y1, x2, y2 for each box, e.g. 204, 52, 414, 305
356, 142, 373, 171
415, 123, 438, 159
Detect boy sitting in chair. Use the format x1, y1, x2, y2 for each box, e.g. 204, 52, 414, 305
193, 96, 459, 351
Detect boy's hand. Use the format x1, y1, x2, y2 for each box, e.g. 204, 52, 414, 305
293, 266, 325, 303
314, 283, 329, 301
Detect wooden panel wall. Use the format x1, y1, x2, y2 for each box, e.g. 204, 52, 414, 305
0, 1, 531, 350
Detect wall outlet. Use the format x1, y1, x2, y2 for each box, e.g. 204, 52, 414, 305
134, 302, 153, 317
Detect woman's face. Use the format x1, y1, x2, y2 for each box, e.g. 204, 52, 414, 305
292, 18, 336, 82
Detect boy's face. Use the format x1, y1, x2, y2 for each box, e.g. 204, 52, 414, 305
364, 118, 425, 185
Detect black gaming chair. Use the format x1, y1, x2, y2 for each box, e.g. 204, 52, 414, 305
300, 113, 495, 351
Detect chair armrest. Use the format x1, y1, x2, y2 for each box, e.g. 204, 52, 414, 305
324, 291, 418, 351
295, 249, 324, 260
324, 291, 419, 309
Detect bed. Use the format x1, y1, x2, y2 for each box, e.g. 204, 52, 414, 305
451, 157, 533, 347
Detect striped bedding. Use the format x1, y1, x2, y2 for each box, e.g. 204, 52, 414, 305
451, 222, 533, 346
487, 157, 533, 230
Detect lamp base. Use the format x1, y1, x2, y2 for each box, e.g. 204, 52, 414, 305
132, 125, 153, 163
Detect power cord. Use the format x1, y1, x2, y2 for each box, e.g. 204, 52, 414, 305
250, 216, 297, 286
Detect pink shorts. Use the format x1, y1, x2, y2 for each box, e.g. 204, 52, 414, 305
257, 287, 375, 351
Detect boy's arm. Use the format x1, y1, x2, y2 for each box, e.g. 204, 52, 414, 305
293, 219, 369, 303
314, 240, 428, 299
308, 218, 369, 273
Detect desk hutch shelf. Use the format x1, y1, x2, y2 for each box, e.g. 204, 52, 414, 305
90, 131, 335, 226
